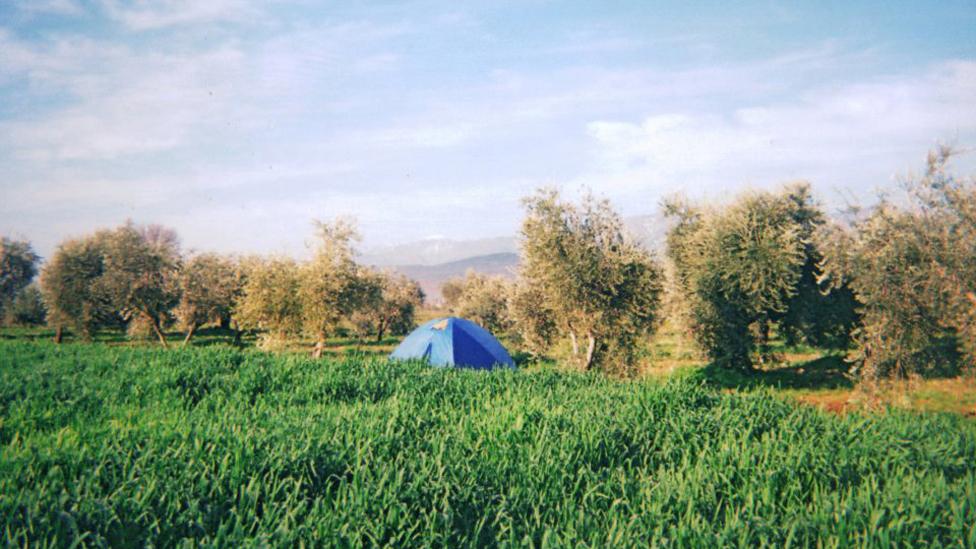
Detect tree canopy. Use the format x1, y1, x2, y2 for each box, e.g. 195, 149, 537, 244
665, 183, 856, 369
818, 146, 976, 380
98, 223, 182, 346
175, 253, 244, 345
518, 188, 664, 374
0, 237, 40, 318
441, 270, 512, 334
40, 234, 113, 341
353, 270, 425, 342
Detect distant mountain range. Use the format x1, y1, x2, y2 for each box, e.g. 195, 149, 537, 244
359, 236, 517, 267
361, 213, 669, 304
390, 252, 519, 303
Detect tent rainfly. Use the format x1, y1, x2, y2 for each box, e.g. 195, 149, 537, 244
389, 317, 516, 370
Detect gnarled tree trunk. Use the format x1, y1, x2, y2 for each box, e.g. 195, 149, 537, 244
182, 323, 197, 347
583, 333, 596, 371
231, 320, 243, 347
311, 340, 325, 359
756, 316, 771, 366
150, 316, 168, 348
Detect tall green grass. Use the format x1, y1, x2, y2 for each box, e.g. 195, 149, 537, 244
1, 340, 974, 547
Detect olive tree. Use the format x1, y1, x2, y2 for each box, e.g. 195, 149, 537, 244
441, 270, 512, 334
776, 184, 859, 349
0, 237, 40, 318
352, 270, 425, 341
40, 235, 113, 342
664, 184, 855, 369
507, 278, 557, 357
667, 196, 796, 368
175, 253, 243, 345
818, 146, 975, 380
98, 223, 182, 346
518, 188, 664, 374
300, 219, 375, 357
440, 278, 465, 310
235, 256, 303, 349
3, 284, 46, 326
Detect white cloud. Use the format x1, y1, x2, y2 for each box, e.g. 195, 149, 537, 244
99, 0, 259, 30
581, 60, 976, 204
1, 44, 249, 160
3, 0, 974, 262
0, 17, 409, 161
14, 0, 84, 16
149, 176, 532, 257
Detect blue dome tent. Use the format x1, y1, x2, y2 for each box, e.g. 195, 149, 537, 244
389, 317, 516, 370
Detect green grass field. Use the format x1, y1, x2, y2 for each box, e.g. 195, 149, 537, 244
2, 340, 975, 547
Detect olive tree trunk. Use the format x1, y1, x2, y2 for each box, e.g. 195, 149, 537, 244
150, 316, 168, 348
182, 323, 198, 347
583, 333, 596, 371
231, 320, 243, 347
311, 340, 325, 359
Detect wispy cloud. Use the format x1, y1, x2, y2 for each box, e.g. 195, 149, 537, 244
1, 2, 974, 259
12, 0, 85, 17
99, 0, 260, 30
0, 16, 410, 161
1, 43, 248, 160
581, 60, 976, 205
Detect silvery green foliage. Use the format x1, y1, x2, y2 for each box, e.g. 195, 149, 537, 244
236, 255, 303, 347
507, 278, 557, 356
300, 219, 377, 348
0, 237, 39, 316
352, 270, 424, 341
3, 283, 45, 326
175, 253, 244, 343
519, 188, 664, 375
98, 223, 183, 346
665, 183, 853, 369
818, 147, 976, 380
40, 234, 111, 339
443, 270, 512, 334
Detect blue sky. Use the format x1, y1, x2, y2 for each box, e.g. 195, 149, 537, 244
2, 0, 975, 259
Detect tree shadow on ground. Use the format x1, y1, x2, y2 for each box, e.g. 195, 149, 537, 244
315, 347, 391, 359
694, 354, 854, 391
354, 337, 403, 347
0, 327, 58, 341
181, 327, 250, 347
511, 351, 558, 369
